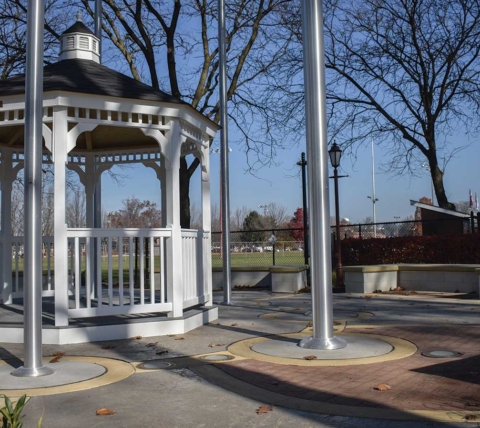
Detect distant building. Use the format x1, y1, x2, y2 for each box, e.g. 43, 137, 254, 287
410, 200, 469, 235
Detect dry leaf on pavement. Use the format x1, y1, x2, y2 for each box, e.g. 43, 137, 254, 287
464, 415, 478, 421
256, 405, 273, 415
307, 321, 313, 327
208, 343, 225, 347
374, 384, 391, 391
96, 407, 116, 416
129, 336, 142, 340
175, 337, 185, 340
49, 356, 62, 363
365, 295, 372, 299
231, 323, 238, 326
303, 355, 317, 360
146, 342, 158, 347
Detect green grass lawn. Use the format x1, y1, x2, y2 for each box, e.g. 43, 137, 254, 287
212, 250, 306, 267
11, 250, 307, 283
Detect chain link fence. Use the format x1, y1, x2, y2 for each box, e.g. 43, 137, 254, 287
212, 214, 479, 267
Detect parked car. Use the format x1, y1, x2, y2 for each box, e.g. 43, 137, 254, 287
252, 246, 263, 252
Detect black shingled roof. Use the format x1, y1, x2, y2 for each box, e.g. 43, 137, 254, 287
0, 59, 185, 105
63, 21, 95, 36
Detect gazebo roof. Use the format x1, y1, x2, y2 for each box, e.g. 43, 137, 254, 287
0, 59, 185, 105
63, 20, 95, 36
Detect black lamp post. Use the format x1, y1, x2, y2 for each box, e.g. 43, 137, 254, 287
328, 142, 345, 288
296, 153, 309, 266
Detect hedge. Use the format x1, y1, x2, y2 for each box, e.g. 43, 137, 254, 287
341, 234, 480, 266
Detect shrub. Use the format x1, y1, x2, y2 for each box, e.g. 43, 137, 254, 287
341, 234, 480, 265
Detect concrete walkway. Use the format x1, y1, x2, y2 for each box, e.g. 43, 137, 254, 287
1, 289, 480, 427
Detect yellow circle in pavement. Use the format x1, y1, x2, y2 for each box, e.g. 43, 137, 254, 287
0, 356, 134, 398
228, 331, 417, 366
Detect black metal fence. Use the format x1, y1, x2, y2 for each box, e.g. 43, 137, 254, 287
212, 213, 480, 267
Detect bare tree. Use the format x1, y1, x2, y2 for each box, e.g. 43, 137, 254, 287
230, 205, 249, 231
279, 0, 480, 211
108, 197, 162, 228
66, 186, 86, 228
263, 202, 289, 229
211, 202, 220, 232
75, 0, 295, 228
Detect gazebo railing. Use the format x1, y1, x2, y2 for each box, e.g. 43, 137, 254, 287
181, 229, 211, 309
66, 228, 172, 318
9, 236, 55, 298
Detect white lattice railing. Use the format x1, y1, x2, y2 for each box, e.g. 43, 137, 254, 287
65, 228, 172, 318
181, 229, 210, 309
9, 236, 55, 298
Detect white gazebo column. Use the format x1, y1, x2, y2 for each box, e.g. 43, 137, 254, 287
165, 120, 184, 318
53, 107, 69, 326
160, 161, 167, 228
200, 147, 213, 307
0, 148, 14, 304
84, 154, 96, 228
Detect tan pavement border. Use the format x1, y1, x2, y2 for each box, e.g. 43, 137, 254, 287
228, 331, 417, 366
0, 356, 134, 398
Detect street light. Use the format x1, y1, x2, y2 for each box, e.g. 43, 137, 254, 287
258, 204, 269, 216
328, 142, 347, 288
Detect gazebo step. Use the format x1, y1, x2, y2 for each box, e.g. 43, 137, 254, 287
0, 305, 218, 345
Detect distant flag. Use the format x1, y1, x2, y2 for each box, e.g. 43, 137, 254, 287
469, 189, 474, 212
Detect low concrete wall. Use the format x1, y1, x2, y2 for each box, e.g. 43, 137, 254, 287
213, 265, 308, 293
344, 264, 480, 295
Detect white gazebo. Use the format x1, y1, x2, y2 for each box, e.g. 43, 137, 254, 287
0, 16, 219, 344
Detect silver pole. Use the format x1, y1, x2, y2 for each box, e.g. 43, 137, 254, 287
299, 0, 346, 350
12, 0, 54, 377
94, 0, 102, 62
371, 138, 377, 238
218, 0, 232, 305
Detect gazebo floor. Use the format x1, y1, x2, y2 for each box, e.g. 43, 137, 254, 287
0, 298, 218, 345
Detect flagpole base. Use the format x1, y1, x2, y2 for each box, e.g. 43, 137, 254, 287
11, 365, 54, 378
299, 336, 347, 350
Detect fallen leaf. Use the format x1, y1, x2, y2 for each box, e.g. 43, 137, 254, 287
49, 356, 62, 363
307, 321, 313, 327
208, 343, 225, 347
96, 407, 116, 416
156, 350, 168, 355
146, 342, 158, 347
101, 345, 115, 349
464, 415, 478, 421
167, 335, 175, 337
175, 337, 185, 340
374, 383, 391, 391
256, 405, 273, 415
303, 355, 317, 360
365, 295, 372, 299
129, 336, 142, 340
231, 323, 238, 327
52, 351, 65, 357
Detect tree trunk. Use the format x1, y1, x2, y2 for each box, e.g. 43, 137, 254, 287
427, 155, 456, 211
179, 158, 191, 229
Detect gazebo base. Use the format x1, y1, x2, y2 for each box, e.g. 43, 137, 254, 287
0, 300, 218, 345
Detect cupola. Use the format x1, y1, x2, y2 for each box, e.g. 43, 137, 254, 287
59, 12, 100, 63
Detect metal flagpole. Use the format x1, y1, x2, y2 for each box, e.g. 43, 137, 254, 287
371, 138, 377, 237
218, 0, 232, 305
299, 0, 346, 350
94, 0, 102, 61
12, 0, 54, 377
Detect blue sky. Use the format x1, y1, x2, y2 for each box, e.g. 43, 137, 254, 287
101, 131, 479, 225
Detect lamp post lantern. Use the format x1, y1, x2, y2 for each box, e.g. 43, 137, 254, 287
328, 142, 346, 288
